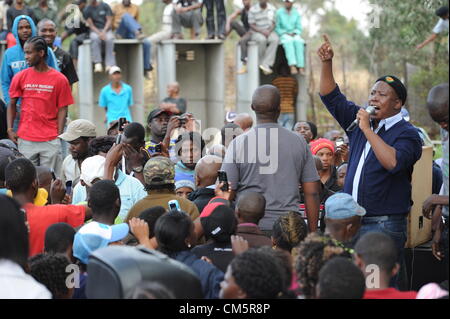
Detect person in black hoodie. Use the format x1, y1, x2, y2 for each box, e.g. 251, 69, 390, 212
188, 155, 222, 213
192, 202, 237, 273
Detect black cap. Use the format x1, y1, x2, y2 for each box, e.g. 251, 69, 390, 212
147, 109, 172, 123
200, 205, 237, 243
375, 75, 407, 105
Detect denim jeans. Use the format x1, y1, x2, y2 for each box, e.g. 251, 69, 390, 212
116, 13, 152, 70
354, 214, 408, 290
204, 0, 226, 37
278, 112, 295, 130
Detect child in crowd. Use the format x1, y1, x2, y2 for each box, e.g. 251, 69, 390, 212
219, 248, 291, 299
44, 223, 76, 262
316, 256, 366, 299
155, 209, 224, 299
192, 203, 237, 272
29, 253, 74, 299
294, 233, 351, 299
354, 232, 418, 299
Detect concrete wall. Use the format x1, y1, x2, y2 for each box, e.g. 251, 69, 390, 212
157, 39, 225, 131
235, 41, 309, 124
78, 39, 144, 135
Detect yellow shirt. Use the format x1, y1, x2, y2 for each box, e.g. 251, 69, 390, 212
112, 3, 139, 30
6, 188, 49, 206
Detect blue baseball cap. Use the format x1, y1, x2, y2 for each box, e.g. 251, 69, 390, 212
325, 193, 366, 220
73, 221, 129, 264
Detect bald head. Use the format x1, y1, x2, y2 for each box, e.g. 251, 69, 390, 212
427, 83, 449, 131
251, 85, 281, 121
234, 113, 254, 131
195, 155, 222, 187
236, 192, 266, 224
167, 82, 180, 97
207, 144, 226, 158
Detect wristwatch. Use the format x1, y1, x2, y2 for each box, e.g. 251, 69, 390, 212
132, 166, 144, 173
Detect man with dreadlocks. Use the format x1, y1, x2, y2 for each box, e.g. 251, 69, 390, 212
7, 36, 73, 178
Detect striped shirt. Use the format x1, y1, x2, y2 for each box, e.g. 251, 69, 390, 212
272, 76, 298, 113
248, 3, 276, 31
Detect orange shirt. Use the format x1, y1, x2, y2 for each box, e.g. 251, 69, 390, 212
112, 3, 139, 30
272, 76, 298, 114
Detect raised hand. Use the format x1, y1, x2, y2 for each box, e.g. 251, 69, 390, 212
317, 34, 334, 62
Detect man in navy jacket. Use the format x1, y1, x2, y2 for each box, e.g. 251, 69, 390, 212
317, 35, 422, 289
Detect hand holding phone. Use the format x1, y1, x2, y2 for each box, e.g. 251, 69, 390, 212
118, 117, 127, 132
168, 199, 181, 211
65, 181, 73, 196
218, 170, 229, 192
335, 137, 345, 147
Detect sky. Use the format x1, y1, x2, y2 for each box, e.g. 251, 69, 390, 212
334, 0, 373, 32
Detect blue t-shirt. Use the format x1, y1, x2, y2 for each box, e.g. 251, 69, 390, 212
99, 82, 133, 125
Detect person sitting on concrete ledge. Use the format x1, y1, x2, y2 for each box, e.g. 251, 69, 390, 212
112, 0, 153, 77
171, 0, 203, 40
84, 0, 116, 73
248, 0, 278, 75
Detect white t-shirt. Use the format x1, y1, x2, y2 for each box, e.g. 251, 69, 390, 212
162, 4, 174, 25
0, 260, 52, 299
433, 18, 449, 34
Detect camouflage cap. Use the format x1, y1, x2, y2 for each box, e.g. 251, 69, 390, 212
143, 156, 175, 185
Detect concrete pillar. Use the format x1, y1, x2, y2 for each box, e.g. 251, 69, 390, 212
236, 41, 259, 124
157, 40, 225, 131
78, 39, 145, 135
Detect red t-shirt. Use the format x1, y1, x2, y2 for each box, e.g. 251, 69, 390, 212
364, 288, 418, 299
9, 67, 74, 142
24, 203, 86, 257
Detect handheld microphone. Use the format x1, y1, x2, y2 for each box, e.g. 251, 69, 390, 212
346, 105, 377, 132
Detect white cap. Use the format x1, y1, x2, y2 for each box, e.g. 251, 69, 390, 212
80, 155, 105, 187
108, 66, 121, 75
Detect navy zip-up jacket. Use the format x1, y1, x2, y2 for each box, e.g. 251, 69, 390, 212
320, 86, 422, 217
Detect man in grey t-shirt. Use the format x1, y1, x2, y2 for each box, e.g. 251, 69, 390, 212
221, 85, 320, 232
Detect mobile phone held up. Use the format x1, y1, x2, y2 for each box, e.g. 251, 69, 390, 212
218, 170, 229, 192
65, 181, 73, 195
168, 200, 180, 211
335, 137, 345, 147
118, 117, 127, 132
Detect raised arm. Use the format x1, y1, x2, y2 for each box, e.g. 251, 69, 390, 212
318, 34, 337, 95
416, 33, 438, 50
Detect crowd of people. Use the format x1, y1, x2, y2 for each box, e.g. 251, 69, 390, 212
0, 0, 307, 76
0, 0, 449, 300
